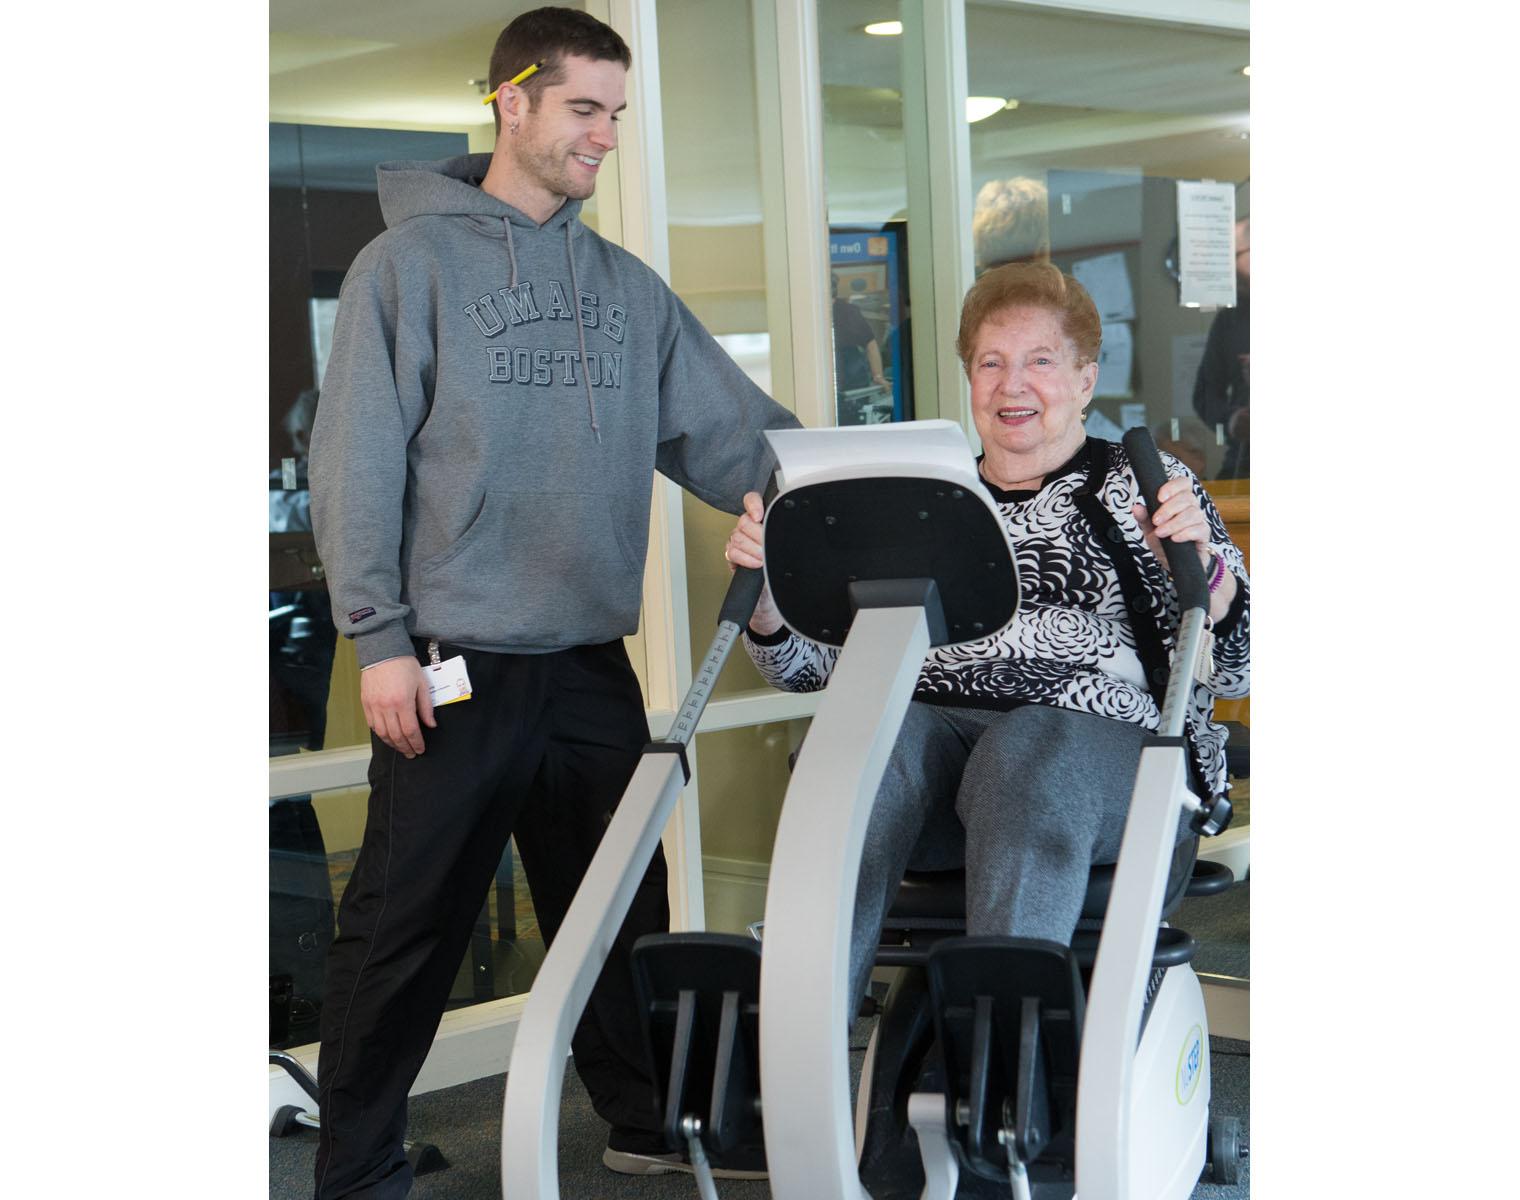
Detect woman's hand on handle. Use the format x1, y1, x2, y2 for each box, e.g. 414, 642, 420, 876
725, 491, 784, 635
725, 491, 766, 570
1131, 478, 1237, 622
1132, 477, 1210, 567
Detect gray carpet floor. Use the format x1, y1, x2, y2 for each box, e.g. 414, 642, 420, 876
271, 1023, 1249, 1198
1177, 878, 1249, 979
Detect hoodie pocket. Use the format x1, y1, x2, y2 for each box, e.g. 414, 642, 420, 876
416, 490, 491, 576
412, 490, 646, 649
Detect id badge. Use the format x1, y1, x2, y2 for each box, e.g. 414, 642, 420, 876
425, 656, 473, 707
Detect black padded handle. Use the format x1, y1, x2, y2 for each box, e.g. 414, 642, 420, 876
716, 474, 779, 629
1122, 426, 1208, 613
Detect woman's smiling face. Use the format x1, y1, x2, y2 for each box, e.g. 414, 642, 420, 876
969, 304, 1097, 483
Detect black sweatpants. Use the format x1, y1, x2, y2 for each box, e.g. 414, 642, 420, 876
313, 639, 669, 1199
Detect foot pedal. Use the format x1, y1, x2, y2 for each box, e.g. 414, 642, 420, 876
630, 933, 767, 1173
924, 937, 1084, 1184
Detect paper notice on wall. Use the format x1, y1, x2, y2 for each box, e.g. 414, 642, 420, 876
1093, 321, 1133, 398
1176, 181, 1237, 308
1071, 251, 1135, 323
1171, 332, 1210, 418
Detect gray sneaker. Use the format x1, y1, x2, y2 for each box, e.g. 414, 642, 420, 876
602, 1133, 767, 1179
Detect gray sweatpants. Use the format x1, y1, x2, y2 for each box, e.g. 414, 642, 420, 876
848, 701, 1179, 1011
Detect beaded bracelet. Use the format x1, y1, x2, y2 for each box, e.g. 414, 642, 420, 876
1206, 551, 1228, 594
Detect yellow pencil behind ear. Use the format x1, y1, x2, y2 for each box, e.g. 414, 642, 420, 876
482, 60, 545, 104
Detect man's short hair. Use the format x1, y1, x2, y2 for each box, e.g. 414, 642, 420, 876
488, 7, 632, 132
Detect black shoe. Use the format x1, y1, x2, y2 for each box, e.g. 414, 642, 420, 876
603, 1127, 768, 1180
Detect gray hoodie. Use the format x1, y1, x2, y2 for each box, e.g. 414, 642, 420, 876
309, 153, 798, 666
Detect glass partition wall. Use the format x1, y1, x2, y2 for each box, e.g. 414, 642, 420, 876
819, 1, 913, 426
270, 781, 545, 1052
817, 0, 1250, 482
963, 1, 1250, 486
658, 0, 792, 705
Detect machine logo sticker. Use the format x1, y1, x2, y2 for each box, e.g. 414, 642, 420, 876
1175, 1024, 1204, 1104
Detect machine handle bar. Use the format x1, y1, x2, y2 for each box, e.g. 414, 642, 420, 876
663, 475, 780, 747
1121, 426, 1208, 615
718, 566, 766, 632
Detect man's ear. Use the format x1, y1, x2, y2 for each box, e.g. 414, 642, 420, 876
497, 84, 522, 128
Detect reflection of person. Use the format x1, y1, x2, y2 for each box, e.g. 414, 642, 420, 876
1192, 217, 1250, 478
307, 8, 796, 1195
269, 387, 334, 754
270, 386, 338, 1050
972, 175, 1050, 272
269, 387, 319, 534
724, 263, 1250, 1016
883, 290, 911, 416
831, 273, 886, 421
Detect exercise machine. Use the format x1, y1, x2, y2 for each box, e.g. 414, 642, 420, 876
499, 420, 1243, 1199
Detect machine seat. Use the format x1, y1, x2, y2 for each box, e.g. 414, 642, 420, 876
885, 852, 1233, 928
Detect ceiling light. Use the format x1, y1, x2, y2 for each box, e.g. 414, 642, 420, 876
966, 96, 1007, 123
864, 21, 903, 36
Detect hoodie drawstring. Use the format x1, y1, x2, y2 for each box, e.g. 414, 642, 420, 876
565, 223, 601, 442
501, 216, 600, 443
503, 217, 521, 288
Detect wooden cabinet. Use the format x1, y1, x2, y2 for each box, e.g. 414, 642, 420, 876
1212, 491, 1249, 727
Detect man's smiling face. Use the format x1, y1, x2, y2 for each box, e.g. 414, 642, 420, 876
509, 54, 627, 213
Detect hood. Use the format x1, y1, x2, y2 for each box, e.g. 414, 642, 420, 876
374, 152, 583, 234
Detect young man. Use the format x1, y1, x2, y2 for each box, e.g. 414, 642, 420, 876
307, 8, 795, 1197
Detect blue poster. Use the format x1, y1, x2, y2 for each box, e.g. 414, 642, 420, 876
828, 224, 911, 425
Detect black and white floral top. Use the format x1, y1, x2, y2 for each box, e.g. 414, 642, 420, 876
744, 438, 1251, 797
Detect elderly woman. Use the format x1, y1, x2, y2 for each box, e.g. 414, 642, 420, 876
724, 262, 1250, 1010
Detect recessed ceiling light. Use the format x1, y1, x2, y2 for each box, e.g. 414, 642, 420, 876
865, 21, 903, 36
966, 96, 1007, 123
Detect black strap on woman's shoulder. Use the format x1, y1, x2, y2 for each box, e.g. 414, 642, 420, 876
1069, 442, 1213, 798
1069, 443, 1173, 707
